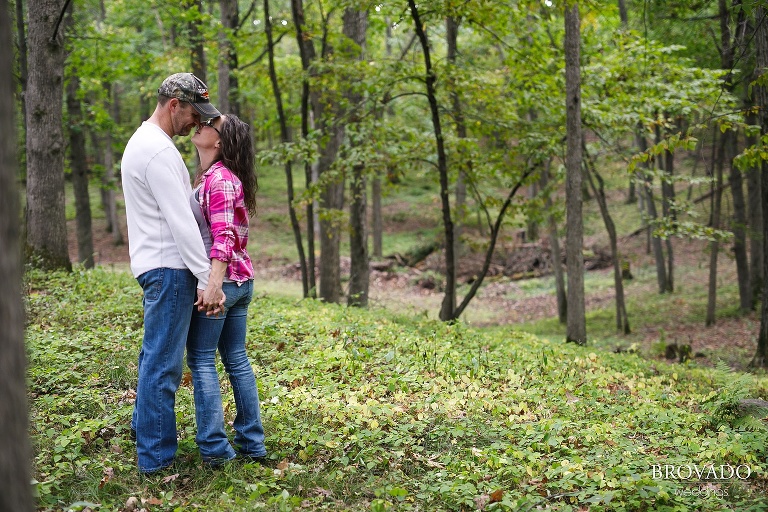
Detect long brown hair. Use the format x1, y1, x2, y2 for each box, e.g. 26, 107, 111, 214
218, 114, 258, 214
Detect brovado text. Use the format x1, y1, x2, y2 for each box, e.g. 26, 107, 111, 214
652, 464, 752, 481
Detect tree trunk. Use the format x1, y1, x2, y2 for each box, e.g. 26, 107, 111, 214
25, 0, 71, 270
637, 128, 668, 292
291, 0, 317, 297
344, 7, 369, 307
618, 0, 628, 25
409, 0, 457, 321
746, 111, 764, 308
584, 145, 630, 334
541, 160, 567, 324
15, 0, 28, 136
564, 2, 586, 344
661, 128, 675, 292
753, 5, 768, 367
0, 1, 34, 508
188, 0, 206, 82
66, 73, 94, 268
706, 132, 727, 326
265, 0, 308, 296
102, 82, 123, 246
728, 129, 751, 313
446, 16, 468, 260
218, 0, 239, 116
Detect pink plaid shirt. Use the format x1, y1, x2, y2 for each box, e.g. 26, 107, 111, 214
198, 161, 254, 282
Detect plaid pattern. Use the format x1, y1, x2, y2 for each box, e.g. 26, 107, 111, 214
199, 162, 254, 282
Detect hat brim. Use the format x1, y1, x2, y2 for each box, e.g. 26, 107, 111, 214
191, 101, 221, 120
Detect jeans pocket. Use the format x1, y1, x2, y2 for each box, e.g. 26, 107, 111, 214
137, 269, 164, 303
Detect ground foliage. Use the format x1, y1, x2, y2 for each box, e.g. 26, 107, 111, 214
26, 268, 768, 511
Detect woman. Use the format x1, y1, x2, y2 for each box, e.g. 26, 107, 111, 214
187, 114, 267, 465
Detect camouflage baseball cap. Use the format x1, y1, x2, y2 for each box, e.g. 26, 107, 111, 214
157, 73, 221, 119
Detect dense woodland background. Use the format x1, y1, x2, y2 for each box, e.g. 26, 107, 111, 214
16, 0, 768, 356
4, 0, 768, 509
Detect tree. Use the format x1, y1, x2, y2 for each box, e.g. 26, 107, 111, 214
65, 71, 94, 268
408, 0, 457, 321
344, 6, 370, 307
564, 1, 586, 344
264, 0, 309, 297
25, 0, 71, 270
218, 0, 240, 115
753, 4, 768, 368
0, 0, 34, 509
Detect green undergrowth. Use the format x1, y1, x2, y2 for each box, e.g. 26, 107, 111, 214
26, 268, 768, 511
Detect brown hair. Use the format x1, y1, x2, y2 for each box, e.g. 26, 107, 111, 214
218, 114, 258, 214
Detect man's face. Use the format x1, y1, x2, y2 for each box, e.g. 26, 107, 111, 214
170, 99, 201, 137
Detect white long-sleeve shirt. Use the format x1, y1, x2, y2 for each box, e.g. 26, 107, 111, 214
121, 121, 210, 289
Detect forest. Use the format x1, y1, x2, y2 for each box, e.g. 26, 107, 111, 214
2, 0, 768, 510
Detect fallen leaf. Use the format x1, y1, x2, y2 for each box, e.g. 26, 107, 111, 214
490, 489, 504, 503
145, 496, 163, 506
110, 444, 123, 454
161, 473, 179, 484
181, 372, 192, 387
98, 467, 114, 489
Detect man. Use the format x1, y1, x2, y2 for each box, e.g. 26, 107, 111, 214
121, 73, 222, 473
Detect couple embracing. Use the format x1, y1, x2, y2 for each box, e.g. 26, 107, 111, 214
121, 73, 266, 473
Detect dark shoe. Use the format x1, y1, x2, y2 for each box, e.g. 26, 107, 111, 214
202, 455, 236, 468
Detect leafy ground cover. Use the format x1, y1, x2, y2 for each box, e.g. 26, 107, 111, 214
26, 268, 768, 511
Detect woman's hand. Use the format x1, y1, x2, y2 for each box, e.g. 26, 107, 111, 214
197, 259, 228, 316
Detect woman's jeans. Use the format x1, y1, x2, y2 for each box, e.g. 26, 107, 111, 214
132, 268, 197, 473
186, 280, 267, 461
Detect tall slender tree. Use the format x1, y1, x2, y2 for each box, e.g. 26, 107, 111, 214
564, 1, 585, 344
25, 0, 71, 270
753, 4, 768, 368
409, 0, 457, 321
344, 6, 370, 307
66, 72, 94, 268
265, 0, 309, 296
0, 0, 34, 509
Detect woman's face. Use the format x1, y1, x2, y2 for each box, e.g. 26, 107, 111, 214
192, 115, 226, 152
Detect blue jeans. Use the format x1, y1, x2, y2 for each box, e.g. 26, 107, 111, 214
186, 280, 266, 461
131, 268, 197, 473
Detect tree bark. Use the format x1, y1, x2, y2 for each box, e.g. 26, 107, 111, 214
719, 0, 751, 313
584, 145, 630, 334
660, 123, 675, 292
66, 72, 94, 268
746, 111, 764, 308
618, 0, 628, 25
265, 0, 308, 296
706, 132, 727, 326
218, 0, 240, 116
564, 2, 585, 344
15, 0, 28, 135
102, 82, 123, 246
0, 1, 34, 509
25, 0, 71, 270
541, 160, 567, 324
344, 7, 369, 307
447, 16, 468, 260
291, 0, 317, 297
409, 0, 457, 321
753, 5, 768, 367
188, 0, 206, 83
637, 128, 668, 293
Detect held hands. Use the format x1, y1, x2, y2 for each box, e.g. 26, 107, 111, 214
196, 286, 226, 316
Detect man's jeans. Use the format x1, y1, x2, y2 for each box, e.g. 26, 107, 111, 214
187, 280, 267, 462
132, 268, 196, 473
